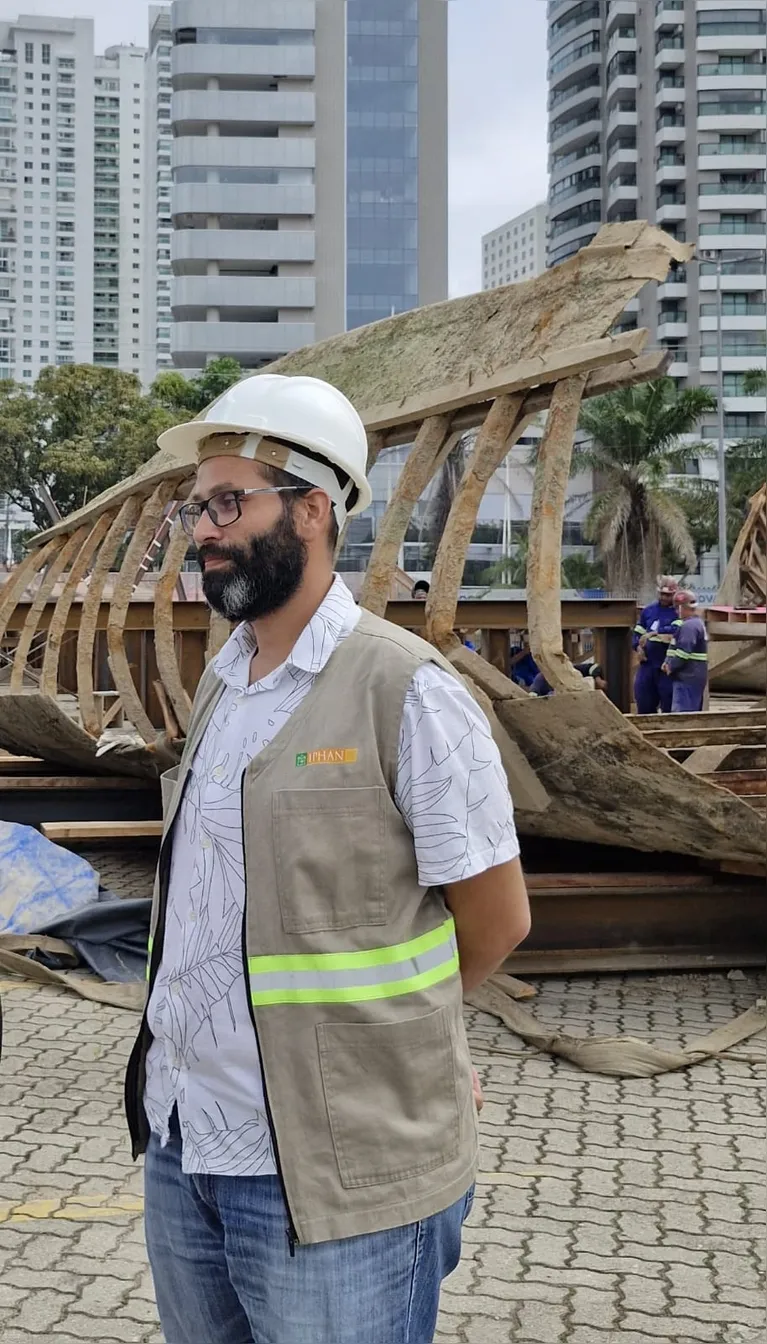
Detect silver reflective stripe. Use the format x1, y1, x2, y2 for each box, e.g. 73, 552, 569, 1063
251, 935, 458, 996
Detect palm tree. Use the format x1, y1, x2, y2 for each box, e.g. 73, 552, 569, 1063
743, 368, 766, 396
575, 377, 717, 594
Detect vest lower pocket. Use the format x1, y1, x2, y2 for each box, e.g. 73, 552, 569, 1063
316, 1007, 460, 1189
272, 787, 387, 933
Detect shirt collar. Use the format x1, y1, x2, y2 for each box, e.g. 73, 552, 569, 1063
212, 575, 360, 690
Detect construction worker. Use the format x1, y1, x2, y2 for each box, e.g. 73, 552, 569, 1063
411, 579, 430, 600
529, 659, 607, 697
662, 590, 709, 713
125, 373, 531, 1344
632, 577, 681, 714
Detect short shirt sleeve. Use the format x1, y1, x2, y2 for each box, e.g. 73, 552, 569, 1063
394, 661, 521, 888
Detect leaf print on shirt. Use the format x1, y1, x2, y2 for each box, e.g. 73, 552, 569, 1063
183, 1114, 274, 1176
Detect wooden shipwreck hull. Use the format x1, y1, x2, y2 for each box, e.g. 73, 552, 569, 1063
0, 222, 764, 869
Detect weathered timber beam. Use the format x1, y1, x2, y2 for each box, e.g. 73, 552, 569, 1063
0, 535, 62, 649
77, 496, 143, 738
527, 374, 591, 693
106, 481, 177, 745
375, 350, 673, 451
426, 393, 528, 657
360, 415, 453, 617
10, 526, 90, 693
153, 520, 193, 735
40, 512, 116, 699
363, 330, 647, 434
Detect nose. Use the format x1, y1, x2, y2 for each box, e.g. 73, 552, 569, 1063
192, 508, 223, 548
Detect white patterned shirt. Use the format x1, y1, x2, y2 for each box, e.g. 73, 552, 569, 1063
144, 577, 519, 1176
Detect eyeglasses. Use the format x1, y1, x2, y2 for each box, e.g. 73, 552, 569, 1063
178, 487, 304, 538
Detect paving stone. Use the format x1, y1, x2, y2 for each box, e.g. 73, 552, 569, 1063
1, 958, 764, 1344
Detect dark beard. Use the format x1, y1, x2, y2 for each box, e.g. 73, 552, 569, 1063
196, 507, 307, 622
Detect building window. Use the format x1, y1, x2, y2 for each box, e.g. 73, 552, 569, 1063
42, 44, 50, 65
25, 42, 34, 63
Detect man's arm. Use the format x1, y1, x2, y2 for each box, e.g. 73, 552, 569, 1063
445, 858, 531, 993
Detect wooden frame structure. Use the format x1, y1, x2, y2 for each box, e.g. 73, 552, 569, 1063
0, 222, 764, 867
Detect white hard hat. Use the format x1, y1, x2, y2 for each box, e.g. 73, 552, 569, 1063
157, 373, 372, 524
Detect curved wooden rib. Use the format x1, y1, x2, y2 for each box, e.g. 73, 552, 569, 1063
0, 535, 62, 651
40, 512, 116, 698
360, 415, 453, 616
426, 393, 528, 655
10, 525, 90, 692
527, 374, 590, 694
107, 480, 177, 745
77, 496, 142, 737
153, 520, 192, 735
335, 429, 388, 562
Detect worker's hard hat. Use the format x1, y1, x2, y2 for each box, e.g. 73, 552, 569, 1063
157, 373, 372, 526
674, 589, 698, 609
657, 575, 678, 594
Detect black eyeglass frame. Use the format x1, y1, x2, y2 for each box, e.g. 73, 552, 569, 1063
178, 486, 306, 537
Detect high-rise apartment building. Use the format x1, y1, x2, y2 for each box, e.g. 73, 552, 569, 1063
167, 0, 345, 373
144, 6, 173, 381
93, 44, 147, 374
547, 0, 766, 582
482, 202, 548, 289
0, 14, 96, 381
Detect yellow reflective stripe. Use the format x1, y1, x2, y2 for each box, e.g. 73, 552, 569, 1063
248, 917, 455, 976
250, 952, 460, 1007
633, 625, 647, 635
145, 934, 154, 981
670, 649, 708, 661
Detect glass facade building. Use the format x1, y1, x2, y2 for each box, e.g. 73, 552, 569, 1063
346, 0, 421, 329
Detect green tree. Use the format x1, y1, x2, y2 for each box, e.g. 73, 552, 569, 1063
0, 365, 188, 529
743, 368, 766, 396
561, 551, 605, 590
480, 540, 529, 588
575, 377, 718, 594
151, 357, 243, 415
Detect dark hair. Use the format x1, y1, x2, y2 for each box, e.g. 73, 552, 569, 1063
259, 439, 358, 553
411, 580, 430, 597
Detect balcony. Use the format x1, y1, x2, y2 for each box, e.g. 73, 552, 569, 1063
607, 144, 638, 175
549, 109, 602, 154
172, 228, 315, 267
657, 200, 687, 225
607, 104, 637, 137
698, 60, 767, 79
549, 37, 601, 87
699, 221, 767, 245
171, 41, 314, 84
655, 32, 685, 67
657, 314, 688, 341
171, 318, 315, 368
172, 182, 315, 219
172, 0, 318, 25
172, 89, 315, 130
699, 144, 767, 172
655, 0, 684, 16
172, 274, 315, 311
698, 185, 767, 212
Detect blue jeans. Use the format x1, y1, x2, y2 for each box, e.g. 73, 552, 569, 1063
144, 1120, 473, 1344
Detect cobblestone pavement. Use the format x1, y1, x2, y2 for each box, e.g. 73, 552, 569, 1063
0, 852, 764, 1343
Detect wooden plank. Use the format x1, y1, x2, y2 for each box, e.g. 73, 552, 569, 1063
77, 496, 143, 737
8, 600, 213, 634
524, 872, 715, 891
387, 599, 639, 632
680, 745, 743, 777
628, 709, 765, 729
40, 820, 163, 842
361, 331, 648, 434
643, 726, 765, 749
0, 774, 151, 791
702, 771, 766, 796
40, 513, 116, 698
708, 620, 766, 641
153, 520, 193, 734
503, 947, 766, 975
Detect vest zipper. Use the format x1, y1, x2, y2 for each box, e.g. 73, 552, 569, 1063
239, 774, 299, 1256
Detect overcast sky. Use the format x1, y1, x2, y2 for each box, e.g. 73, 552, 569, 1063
13, 0, 549, 297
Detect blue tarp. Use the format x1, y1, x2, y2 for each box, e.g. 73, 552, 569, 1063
0, 821, 100, 935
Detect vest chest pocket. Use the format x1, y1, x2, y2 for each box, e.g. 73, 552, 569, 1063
272, 786, 387, 933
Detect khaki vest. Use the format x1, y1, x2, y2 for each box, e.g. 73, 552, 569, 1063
125, 610, 478, 1245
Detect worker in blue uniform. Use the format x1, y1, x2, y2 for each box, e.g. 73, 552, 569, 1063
633, 577, 681, 714
662, 591, 708, 713
529, 660, 607, 697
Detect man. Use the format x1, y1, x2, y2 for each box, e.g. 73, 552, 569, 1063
662, 590, 708, 713
529, 659, 607, 698
633, 577, 681, 714
412, 579, 430, 600
125, 373, 531, 1344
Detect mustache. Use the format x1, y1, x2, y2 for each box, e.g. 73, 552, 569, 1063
197, 543, 241, 565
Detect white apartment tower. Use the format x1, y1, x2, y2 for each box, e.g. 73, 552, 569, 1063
168, 0, 346, 373
144, 6, 173, 381
482, 202, 548, 289
0, 14, 95, 381
93, 44, 147, 375
547, 0, 766, 441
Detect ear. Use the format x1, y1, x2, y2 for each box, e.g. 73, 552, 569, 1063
295, 488, 334, 541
